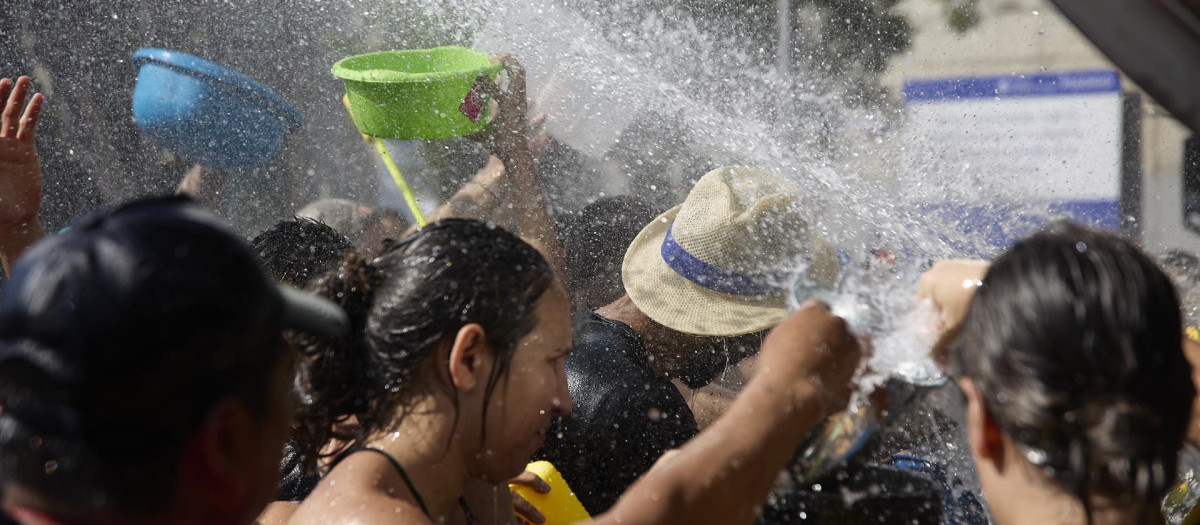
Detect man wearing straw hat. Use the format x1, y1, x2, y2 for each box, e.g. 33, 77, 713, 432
538, 165, 839, 515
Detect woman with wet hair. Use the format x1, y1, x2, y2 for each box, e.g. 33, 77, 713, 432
921, 223, 1195, 525
285, 214, 865, 525
286, 217, 572, 524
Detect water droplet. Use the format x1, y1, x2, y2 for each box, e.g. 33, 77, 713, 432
1026, 448, 1048, 465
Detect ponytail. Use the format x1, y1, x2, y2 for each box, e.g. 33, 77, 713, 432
1066, 400, 1175, 522
291, 253, 380, 473
289, 219, 557, 475
953, 222, 1192, 518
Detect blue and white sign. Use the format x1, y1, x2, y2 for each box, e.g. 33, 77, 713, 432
903, 70, 1123, 247
903, 70, 1120, 102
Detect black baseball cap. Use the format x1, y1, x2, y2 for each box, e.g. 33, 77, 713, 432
0, 196, 347, 389
0, 196, 349, 509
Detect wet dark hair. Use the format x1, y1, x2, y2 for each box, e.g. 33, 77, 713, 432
560, 195, 660, 309
0, 196, 287, 514
292, 218, 556, 471
949, 222, 1193, 518
250, 216, 354, 287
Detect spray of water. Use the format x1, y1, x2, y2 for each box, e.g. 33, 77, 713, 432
11, 0, 1091, 520
453, 1, 1072, 520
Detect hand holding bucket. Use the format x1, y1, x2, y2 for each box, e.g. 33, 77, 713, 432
464, 54, 533, 161
332, 47, 504, 140
508, 461, 590, 525
333, 48, 531, 227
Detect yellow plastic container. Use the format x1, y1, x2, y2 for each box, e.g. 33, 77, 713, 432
510, 461, 591, 525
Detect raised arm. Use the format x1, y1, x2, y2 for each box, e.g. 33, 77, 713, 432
592, 301, 863, 525
174, 164, 231, 211
915, 259, 990, 331
0, 76, 46, 274
413, 114, 546, 233
471, 55, 569, 291
412, 155, 509, 229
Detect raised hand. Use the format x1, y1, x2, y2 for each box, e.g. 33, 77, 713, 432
0, 76, 46, 273
916, 259, 990, 332
0, 77, 44, 227
758, 300, 863, 416
592, 302, 863, 525
465, 54, 570, 295
469, 54, 533, 162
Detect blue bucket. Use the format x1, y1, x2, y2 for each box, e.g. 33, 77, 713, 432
131, 48, 303, 171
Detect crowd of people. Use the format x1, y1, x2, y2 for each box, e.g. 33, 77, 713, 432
0, 45, 1199, 525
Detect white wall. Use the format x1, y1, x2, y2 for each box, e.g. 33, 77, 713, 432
882, 0, 1199, 253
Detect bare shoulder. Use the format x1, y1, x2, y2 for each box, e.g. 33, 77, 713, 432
288, 488, 432, 525
286, 456, 433, 525
254, 501, 298, 525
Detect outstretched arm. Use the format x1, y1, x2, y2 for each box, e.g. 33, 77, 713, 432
0, 76, 46, 274
592, 302, 863, 525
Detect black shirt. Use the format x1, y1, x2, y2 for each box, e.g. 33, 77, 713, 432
536, 310, 699, 514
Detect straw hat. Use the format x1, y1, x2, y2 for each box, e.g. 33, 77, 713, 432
622, 166, 839, 336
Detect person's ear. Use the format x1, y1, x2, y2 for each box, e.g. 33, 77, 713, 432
448, 323, 495, 392
180, 399, 260, 514
959, 377, 1005, 463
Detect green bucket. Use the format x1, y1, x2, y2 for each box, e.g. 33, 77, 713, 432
332, 47, 504, 140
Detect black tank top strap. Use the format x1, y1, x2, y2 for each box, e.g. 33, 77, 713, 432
327, 442, 361, 469
459, 496, 479, 525
337, 443, 479, 524
357, 445, 431, 518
